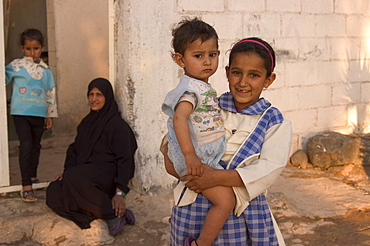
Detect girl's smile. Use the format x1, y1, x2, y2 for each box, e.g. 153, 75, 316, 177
226, 52, 275, 109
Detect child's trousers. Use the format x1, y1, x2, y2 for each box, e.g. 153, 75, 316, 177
13, 115, 44, 186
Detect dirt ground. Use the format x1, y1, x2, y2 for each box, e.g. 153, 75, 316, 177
277, 197, 370, 246
292, 209, 370, 246
274, 163, 370, 246
4, 134, 370, 245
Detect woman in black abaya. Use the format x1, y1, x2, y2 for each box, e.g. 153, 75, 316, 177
46, 78, 137, 235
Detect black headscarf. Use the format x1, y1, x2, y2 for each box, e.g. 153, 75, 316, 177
74, 78, 120, 164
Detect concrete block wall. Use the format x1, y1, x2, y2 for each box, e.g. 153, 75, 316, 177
115, 0, 370, 190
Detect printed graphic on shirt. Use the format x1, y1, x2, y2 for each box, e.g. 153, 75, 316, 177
31, 89, 43, 97
19, 87, 27, 94
195, 89, 218, 113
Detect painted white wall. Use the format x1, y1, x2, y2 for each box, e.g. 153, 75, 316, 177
52, 0, 109, 133
0, 0, 10, 187
115, 0, 370, 190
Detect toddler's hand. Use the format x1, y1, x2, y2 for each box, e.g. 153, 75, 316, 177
185, 153, 203, 176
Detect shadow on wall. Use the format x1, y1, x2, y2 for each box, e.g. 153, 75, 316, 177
342, 28, 370, 176
298, 24, 370, 177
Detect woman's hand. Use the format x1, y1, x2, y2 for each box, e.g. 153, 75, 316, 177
111, 195, 126, 217
53, 173, 63, 181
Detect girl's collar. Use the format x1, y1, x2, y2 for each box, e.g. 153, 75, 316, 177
23, 56, 48, 68
218, 92, 271, 115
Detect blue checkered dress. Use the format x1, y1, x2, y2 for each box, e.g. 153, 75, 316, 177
170, 93, 284, 246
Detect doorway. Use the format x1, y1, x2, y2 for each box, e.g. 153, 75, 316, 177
1, 0, 112, 191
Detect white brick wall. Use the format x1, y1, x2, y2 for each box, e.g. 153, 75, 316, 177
228, 0, 265, 12
178, 0, 225, 12
281, 14, 316, 38
361, 83, 370, 103
285, 109, 317, 133
316, 15, 346, 37
266, 0, 301, 12
347, 16, 370, 37
335, 0, 367, 14
303, 0, 333, 13
115, 0, 370, 189
331, 38, 361, 60
332, 83, 361, 105
317, 105, 348, 129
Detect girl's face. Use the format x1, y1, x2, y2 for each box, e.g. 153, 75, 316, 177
20, 39, 44, 63
88, 87, 106, 111
174, 38, 219, 83
226, 52, 276, 109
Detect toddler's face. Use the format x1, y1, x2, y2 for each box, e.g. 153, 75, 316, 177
175, 38, 219, 83
226, 52, 275, 109
20, 39, 44, 63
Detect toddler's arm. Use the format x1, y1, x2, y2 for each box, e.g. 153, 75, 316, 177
173, 101, 203, 176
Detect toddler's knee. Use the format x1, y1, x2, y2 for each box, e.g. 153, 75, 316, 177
225, 193, 236, 211
215, 189, 235, 212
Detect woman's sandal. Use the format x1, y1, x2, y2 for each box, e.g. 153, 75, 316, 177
123, 208, 135, 225
107, 209, 135, 235
107, 217, 126, 235
20, 189, 37, 202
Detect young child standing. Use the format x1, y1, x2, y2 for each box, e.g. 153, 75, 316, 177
6, 28, 58, 202
162, 18, 235, 246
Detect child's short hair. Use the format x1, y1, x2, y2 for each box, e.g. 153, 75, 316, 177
171, 17, 218, 56
19, 29, 45, 46
229, 37, 276, 77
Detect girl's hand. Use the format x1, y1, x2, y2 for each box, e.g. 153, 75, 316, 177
53, 173, 63, 181
181, 164, 218, 192
45, 117, 53, 129
111, 195, 126, 217
185, 153, 203, 176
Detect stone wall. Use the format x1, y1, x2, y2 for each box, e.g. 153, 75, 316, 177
115, 0, 370, 190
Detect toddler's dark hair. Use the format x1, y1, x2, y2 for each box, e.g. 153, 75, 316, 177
19, 29, 45, 46
171, 17, 218, 56
229, 37, 276, 77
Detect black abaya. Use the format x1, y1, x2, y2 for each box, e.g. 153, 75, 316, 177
46, 78, 137, 229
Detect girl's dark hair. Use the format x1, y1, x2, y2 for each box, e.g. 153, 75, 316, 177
229, 37, 276, 77
171, 17, 218, 56
19, 29, 45, 46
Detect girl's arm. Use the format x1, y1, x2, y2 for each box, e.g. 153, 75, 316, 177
173, 101, 203, 176
235, 120, 292, 200
181, 120, 292, 194
46, 87, 58, 118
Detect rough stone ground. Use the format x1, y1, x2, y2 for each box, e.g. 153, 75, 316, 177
2, 134, 370, 245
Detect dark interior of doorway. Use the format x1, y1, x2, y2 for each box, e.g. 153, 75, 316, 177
4, 0, 51, 186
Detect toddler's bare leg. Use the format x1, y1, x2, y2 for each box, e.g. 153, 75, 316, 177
195, 186, 235, 246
